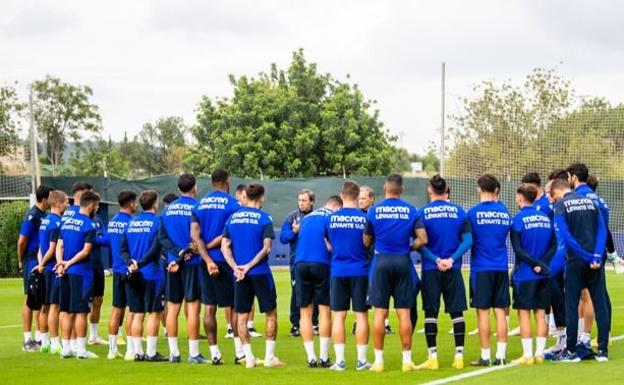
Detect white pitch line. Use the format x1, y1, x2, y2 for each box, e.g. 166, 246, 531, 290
0, 324, 21, 329
611, 334, 624, 342
418, 363, 518, 385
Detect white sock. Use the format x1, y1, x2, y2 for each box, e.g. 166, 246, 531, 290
496, 342, 507, 359
234, 337, 244, 358
320, 337, 330, 361
428, 346, 438, 360
76, 337, 87, 355
146, 336, 158, 357
556, 330, 567, 349
35, 330, 42, 342
374, 349, 384, 364
167, 337, 179, 357
265, 340, 276, 362
384, 318, 390, 327
356, 344, 367, 363
548, 314, 556, 330
334, 343, 345, 364
23, 332, 32, 343
304, 340, 316, 362
521, 338, 532, 358
109, 334, 118, 353
133, 336, 144, 355
580, 332, 590, 344
455, 346, 464, 357
209, 344, 221, 359
61, 339, 71, 355
402, 350, 412, 364
243, 343, 254, 361
577, 319, 584, 340
89, 323, 99, 341
126, 335, 131, 348
51, 337, 60, 349
118, 326, 123, 336
535, 337, 547, 357
247, 320, 254, 329
70, 339, 77, 353
189, 339, 200, 357
227, 323, 232, 331
41, 332, 50, 347
481, 348, 491, 361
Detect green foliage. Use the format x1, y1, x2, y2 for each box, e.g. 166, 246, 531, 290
68, 137, 130, 177
31, 76, 102, 176
185, 49, 398, 178
0, 200, 28, 277
0, 83, 24, 158
391, 147, 412, 174
410, 148, 440, 173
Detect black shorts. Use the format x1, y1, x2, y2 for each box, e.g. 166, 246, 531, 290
421, 269, 467, 314
181, 263, 202, 302
43, 269, 58, 305
22, 256, 37, 295
200, 262, 235, 307
513, 278, 551, 310
234, 274, 277, 314
59, 274, 92, 314
92, 267, 105, 297
367, 254, 418, 309
470, 271, 511, 309
112, 273, 128, 308
295, 262, 330, 307
330, 276, 369, 312
166, 270, 184, 304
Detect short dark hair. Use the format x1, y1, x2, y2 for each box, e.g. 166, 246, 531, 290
477, 174, 499, 193
245, 183, 265, 201
117, 190, 137, 208
360, 186, 375, 200
163, 193, 178, 204
429, 174, 447, 195
567, 163, 589, 183
385, 173, 403, 194
587, 175, 599, 191
235, 184, 246, 193
548, 169, 569, 181
178, 173, 196, 193
139, 190, 159, 210
211, 168, 229, 185
517, 183, 538, 204
35, 185, 54, 202
341, 180, 360, 200
298, 189, 315, 202
80, 191, 100, 208
521, 172, 541, 186
71, 181, 93, 194
550, 178, 571, 192
326, 195, 343, 207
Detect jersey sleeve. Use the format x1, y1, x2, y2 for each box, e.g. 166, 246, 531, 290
364, 209, 375, 236
84, 229, 96, 245
263, 221, 275, 239
222, 223, 231, 239
49, 228, 60, 243
19, 217, 36, 238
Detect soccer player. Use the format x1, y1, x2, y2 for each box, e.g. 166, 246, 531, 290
159, 193, 178, 334
295, 195, 342, 368
468, 174, 511, 367
222, 183, 284, 368
416, 175, 472, 370
35, 190, 68, 354
123, 190, 168, 362
88, 211, 109, 346
549, 178, 609, 362
191, 168, 243, 364
522, 172, 552, 218
280, 189, 317, 337
326, 181, 372, 371
106, 190, 138, 360
56, 190, 101, 359
364, 174, 427, 373
18, 184, 54, 351
160, 174, 204, 363
510, 184, 556, 365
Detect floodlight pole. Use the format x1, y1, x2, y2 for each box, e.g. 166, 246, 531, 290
440, 62, 446, 177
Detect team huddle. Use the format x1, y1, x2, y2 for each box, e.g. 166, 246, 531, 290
16, 164, 623, 372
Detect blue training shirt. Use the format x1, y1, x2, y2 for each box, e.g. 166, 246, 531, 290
107, 211, 133, 274
468, 200, 511, 272
223, 207, 275, 276
20, 205, 46, 255
364, 198, 423, 256
161, 196, 199, 264
124, 212, 163, 281
575, 184, 610, 227
419, 200, 471, 271
61, 204, 80, 223
533, 194, 553, 220
326, 207, 369, 278
295, 207, 333, 265
39, 212, 62, 271
59, 211, 96, 277
511, 206, 554, 282
192, 191, 240, 263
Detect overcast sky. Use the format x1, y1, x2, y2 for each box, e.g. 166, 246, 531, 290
2, 0, 623, 153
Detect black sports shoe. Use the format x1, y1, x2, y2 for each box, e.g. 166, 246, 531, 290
385, 325, 394, 335
492, 358, 506, 366
146, 352, 168, 362
212, 356, 224, 365
290, 326, 301, 337
134, 353, 146, 362
595, 350, 609, 362
169, 355, 181, 363
351, 322, 357, 335
308, 359, 318, 368
575, 343, 596, 360
234, 355, 245, 365
313, 325, 319, 336
319, 359, 333, 368
470, 358, 491, 367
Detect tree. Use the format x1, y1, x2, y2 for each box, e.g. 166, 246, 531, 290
0, 83, 24, 157
68, 137, 130, 177
130, 116, 187, 176
185, 49, 399, 178
31, 76, 101, 175
410, 147, 440, 173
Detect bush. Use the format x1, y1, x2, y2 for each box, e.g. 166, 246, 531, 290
0, 200, 29, 277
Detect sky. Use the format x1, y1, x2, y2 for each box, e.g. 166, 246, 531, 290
2, 0, 624, 154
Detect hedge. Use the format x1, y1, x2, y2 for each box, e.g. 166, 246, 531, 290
0, 200, 29, 277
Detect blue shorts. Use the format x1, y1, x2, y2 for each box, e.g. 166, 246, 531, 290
59, 274, 92, 314
22, 256, 37, 295
43, 269, 58, 305
92, 267, 105, 297
367, 254, 419, 309
127, 275, 165, 313
234, 274, 277, 314
513, 278, 550, 310
200, 262, 235, 307
166, 270, 184, 304
112, 272, 128, 308
181, 263, 202, 302
470, 271, 510, 309
421, 269, 467, 314
549, 272, 566, 327
295, 262, 330, 307
330, 276, 368, 312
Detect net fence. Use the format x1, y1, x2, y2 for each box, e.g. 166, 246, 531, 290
0, 126, 33, 200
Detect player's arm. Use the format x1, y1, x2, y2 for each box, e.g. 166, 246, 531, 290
220, 227, 237, 271
158, 221, 184, 265
190, 220, 217, 274
64, 231, 95, 268
205, 235, 223, 250
39, 229, 60, 269
363, 214, 374, 248
510, 230, 542, 267
450, 219, 473, 261
17, 217, 35, 271
245, 237, 272, 272
279, 214, 296, 244
553, 213, 594, 264
136, 233, 162, 269
94, 222, 109, 247
540, 234, 557, 273
412, 218, 428, 250
120, 232, 133, 267
592, 209, 607, 265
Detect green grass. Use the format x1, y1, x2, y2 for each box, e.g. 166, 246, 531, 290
1, 270, 623, 385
